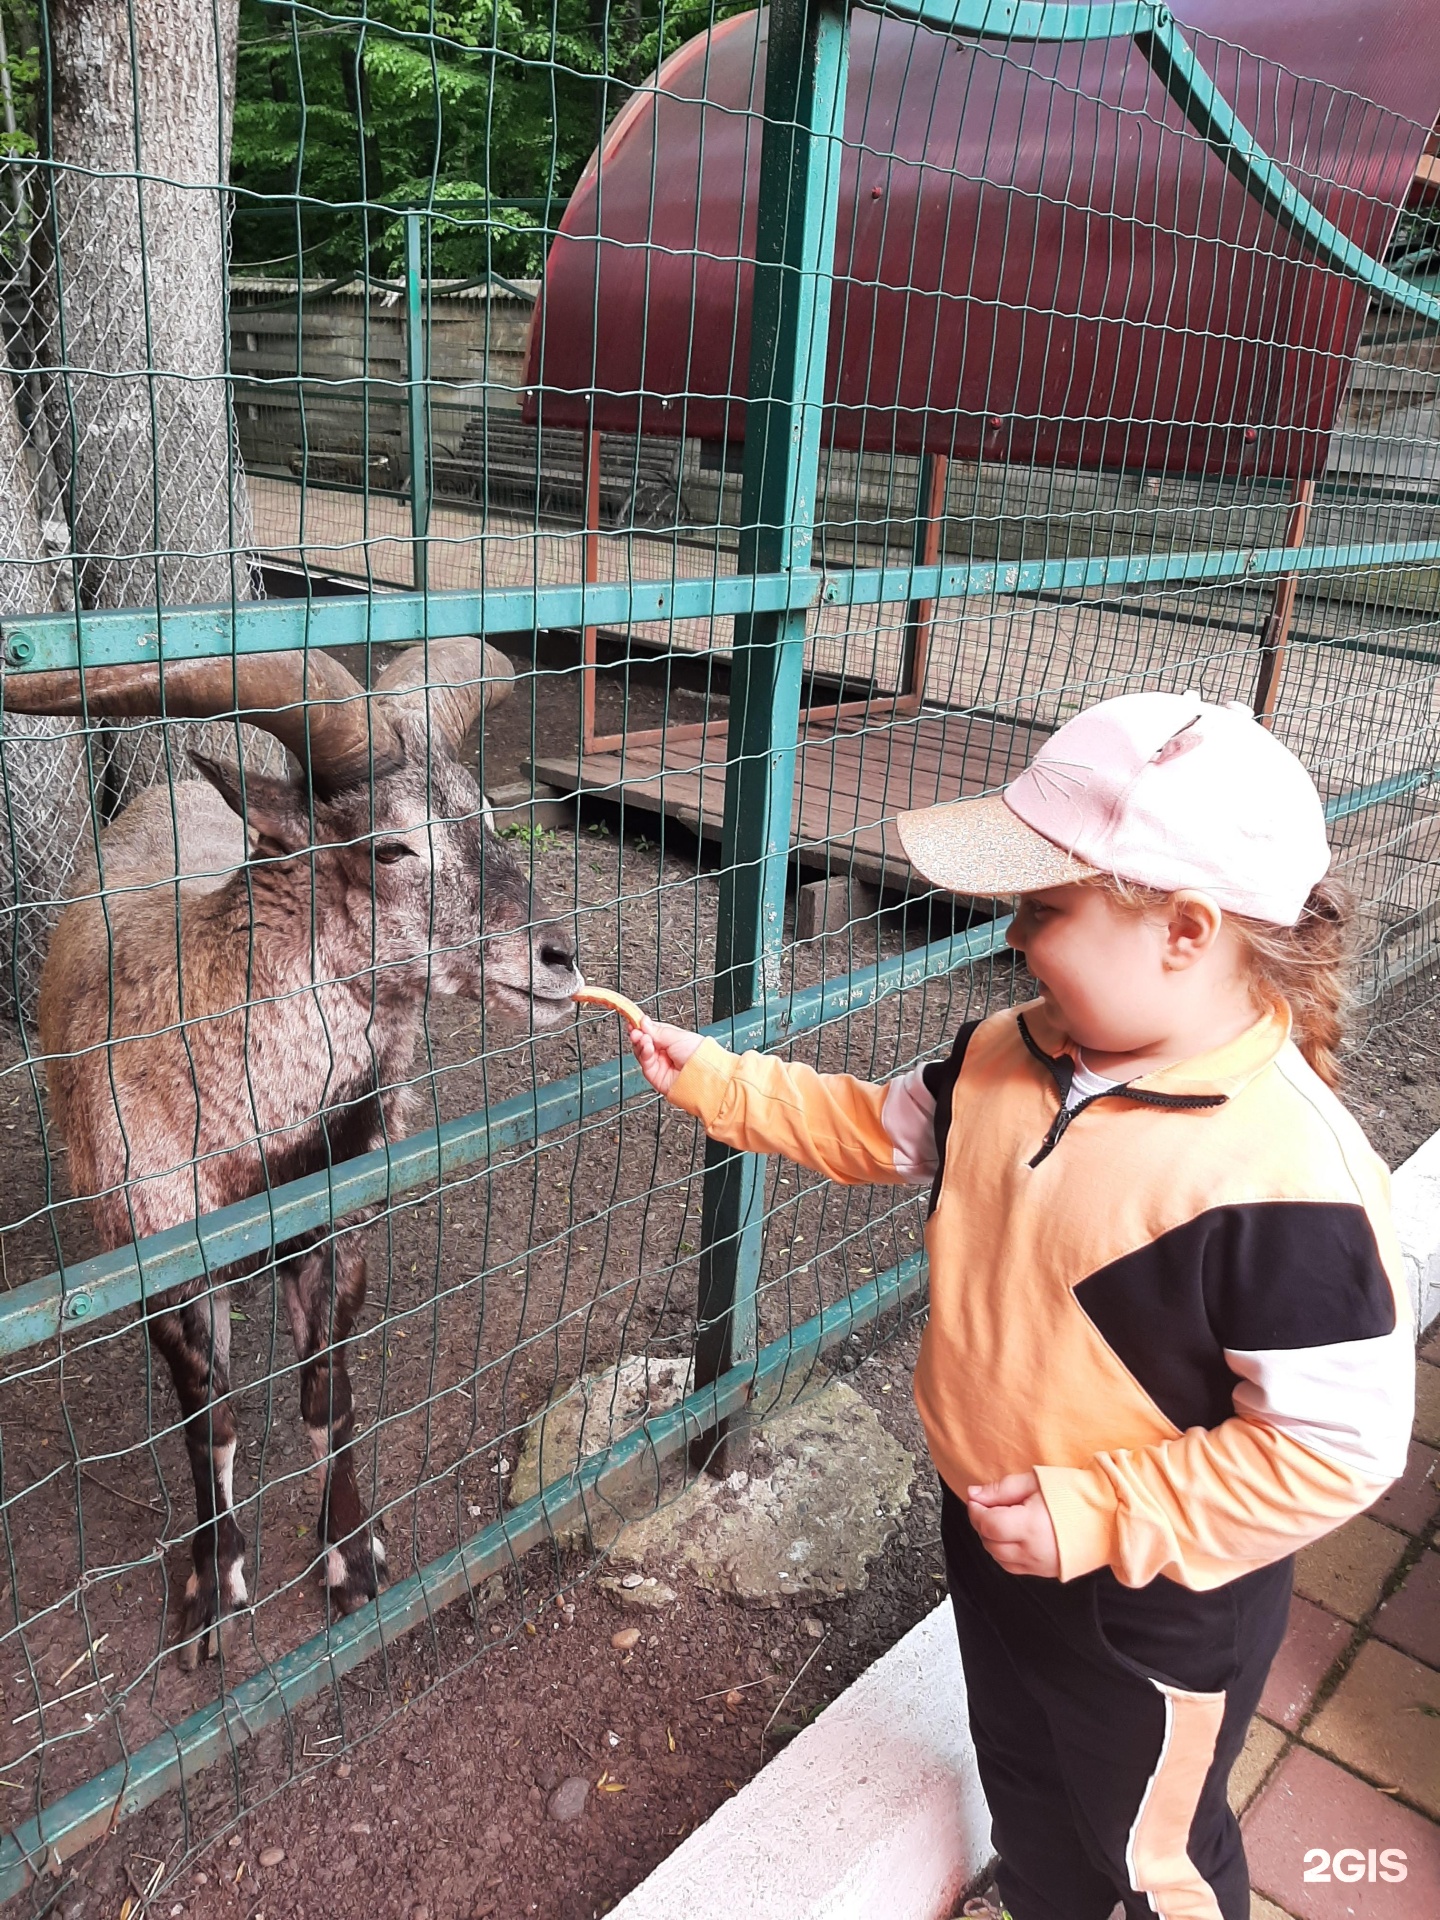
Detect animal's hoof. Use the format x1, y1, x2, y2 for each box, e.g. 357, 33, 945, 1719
324, 1530, 386, 1616
174, 1566, 246, 1667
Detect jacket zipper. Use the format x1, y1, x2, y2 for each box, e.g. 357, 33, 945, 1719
1016, 1015, 1227, 1167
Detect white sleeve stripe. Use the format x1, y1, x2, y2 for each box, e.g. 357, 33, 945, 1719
1224, 1330, 1414, 1481
881, 1069, 938, 1187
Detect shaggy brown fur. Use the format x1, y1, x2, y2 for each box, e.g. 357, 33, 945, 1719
15, 641, 581, 1660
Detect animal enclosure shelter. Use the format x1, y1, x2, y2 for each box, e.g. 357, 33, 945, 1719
0, 0, 1439, 1909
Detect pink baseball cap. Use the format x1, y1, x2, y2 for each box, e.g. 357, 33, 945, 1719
895, 691, 1331, 926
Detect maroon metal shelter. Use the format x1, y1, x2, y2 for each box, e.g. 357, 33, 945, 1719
523, 2, 1440, 480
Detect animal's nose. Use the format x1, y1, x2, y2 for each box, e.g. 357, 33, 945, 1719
533, 923, 579, 979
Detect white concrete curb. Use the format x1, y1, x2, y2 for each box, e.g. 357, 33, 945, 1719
1393, 1128, 1440, 1334
611, 1131, 1440, 1920
609, 1600, 991, 1920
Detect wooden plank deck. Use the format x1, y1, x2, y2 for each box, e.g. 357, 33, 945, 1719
533, 708, 1043, 891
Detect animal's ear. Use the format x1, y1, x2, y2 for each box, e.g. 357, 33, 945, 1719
188, 752, 312, 856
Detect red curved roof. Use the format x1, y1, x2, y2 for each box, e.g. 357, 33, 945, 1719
523, 3, 1439, 477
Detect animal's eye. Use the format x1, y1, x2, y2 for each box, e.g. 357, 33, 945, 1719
373, 841, 417, 866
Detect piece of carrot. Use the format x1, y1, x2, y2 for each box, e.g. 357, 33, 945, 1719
571, 985, 647, 1029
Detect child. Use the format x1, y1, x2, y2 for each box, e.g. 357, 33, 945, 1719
627, 691, 1413, 1920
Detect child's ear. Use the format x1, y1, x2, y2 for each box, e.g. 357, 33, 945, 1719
1164, 890, 1224, 969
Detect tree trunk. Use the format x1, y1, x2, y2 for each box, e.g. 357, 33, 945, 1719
39, 0, 279, 798
0, 342, 85, 1026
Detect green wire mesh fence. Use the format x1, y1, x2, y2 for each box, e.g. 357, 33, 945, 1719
0, 0, 1436, 1905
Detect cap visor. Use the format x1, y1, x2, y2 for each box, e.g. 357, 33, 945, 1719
896, 792, 1098, 897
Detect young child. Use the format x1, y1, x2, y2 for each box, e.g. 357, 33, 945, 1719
627, 691, 1414, 1920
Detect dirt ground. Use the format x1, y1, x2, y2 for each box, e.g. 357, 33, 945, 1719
1, 647, 1438, 1919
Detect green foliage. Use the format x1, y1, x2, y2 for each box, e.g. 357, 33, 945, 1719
232, 0, 752, 280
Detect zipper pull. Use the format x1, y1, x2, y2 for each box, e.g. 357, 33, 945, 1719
1029, 1103, 1074, 1168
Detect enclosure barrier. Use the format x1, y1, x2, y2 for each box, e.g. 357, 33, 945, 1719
0, 0, 1438, 1904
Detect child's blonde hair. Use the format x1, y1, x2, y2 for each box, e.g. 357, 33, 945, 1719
1091, 873, 1353, 1089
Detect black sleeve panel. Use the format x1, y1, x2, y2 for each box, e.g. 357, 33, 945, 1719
1072, 1201, 1396, 1434
923, 1019, 980, 1217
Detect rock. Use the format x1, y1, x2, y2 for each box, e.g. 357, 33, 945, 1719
803, 1617, 825, 1639
600, 1576, 679, 1610
724, 1689, 744, 1708
611, 1627, 642, 1651
258, 1846, 285, 1868
512, 1359, 914, 1599
410, 1907, 431, 1920
547, 1775, 590, 1823
621, 1573, 645, 1588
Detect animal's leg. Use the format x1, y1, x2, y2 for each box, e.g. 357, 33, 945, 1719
283, 1238, 384, 1615
148, 1285, 246, 1665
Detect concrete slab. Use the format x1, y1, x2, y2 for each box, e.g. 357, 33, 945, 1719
1260, 1597, 1354, 1732
607, 1601, 991, 1920
1245, 1746, 1440, 1917
1372, 1547, 1440, 1668
1393, 1129, 1440, 1332
1294, 1516, 1408, 1624
1304, 1639, 1440, 1817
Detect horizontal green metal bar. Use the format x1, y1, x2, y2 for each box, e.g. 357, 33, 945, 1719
5, 536, 1439, 675
0, 1243, 927, 1896
1133, 10, 1440, 331
886, 0, 1150, 40
0, 918, 1007, 1359
1324, 764, 1440, 824
824, 537, 1440, 612
0, 574, 811, 673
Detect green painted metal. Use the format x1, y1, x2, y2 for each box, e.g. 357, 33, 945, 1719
1132, 9, 1440, 330
880, 3, 1440, 327
1324, 765, 1440, 824
694, 0, 853, 1466
0, 1243, 929, 1899
405, 213, 430, 595
0, 917, 1012, 1360
4, 537, 1438, 673
886, 0, 1150, 42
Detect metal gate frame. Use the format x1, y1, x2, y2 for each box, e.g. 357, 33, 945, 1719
2, 0, 1440, 1888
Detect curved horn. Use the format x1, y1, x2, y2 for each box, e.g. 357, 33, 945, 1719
370, 638, 514, 755
0, 651, 392, 791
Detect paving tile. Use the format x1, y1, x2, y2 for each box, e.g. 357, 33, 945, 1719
1231, 1717, 1288, 1813
1305, 1639, 1440, 1817
1373, 1547, 1440, 1669
1244, 1745, 1440, 1917
1415, 1361, 1440, 1449
1294, 1517, 1408, 1625
1369, 1439, 1440, 1536
1260, 1597, 1354, 1731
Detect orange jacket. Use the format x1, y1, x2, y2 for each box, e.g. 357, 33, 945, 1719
669, 1000, 1413, 1589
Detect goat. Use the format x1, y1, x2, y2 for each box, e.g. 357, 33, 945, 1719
1, 640, 582, 1660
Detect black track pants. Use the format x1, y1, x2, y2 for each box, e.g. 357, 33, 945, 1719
941, 1482, 1292, 1920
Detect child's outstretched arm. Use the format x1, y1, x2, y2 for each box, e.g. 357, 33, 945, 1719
629, 1017, 937, 1188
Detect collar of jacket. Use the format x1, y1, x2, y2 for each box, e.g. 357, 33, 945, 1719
1016, 997, 1293, 1103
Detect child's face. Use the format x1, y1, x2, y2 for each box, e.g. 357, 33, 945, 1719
1005, 882, 1228, 1055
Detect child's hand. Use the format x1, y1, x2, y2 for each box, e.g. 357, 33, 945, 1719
966, 1471, 1061, 1579
630, 1017, 705, 1097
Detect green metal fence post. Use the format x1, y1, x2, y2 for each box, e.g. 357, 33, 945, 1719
691, 0, 851, 1471
405, 211, 430, 595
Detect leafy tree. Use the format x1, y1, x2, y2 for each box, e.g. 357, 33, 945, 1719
230, 0, 751, 279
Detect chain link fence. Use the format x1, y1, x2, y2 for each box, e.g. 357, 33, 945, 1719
0, 0, 1437, 1909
